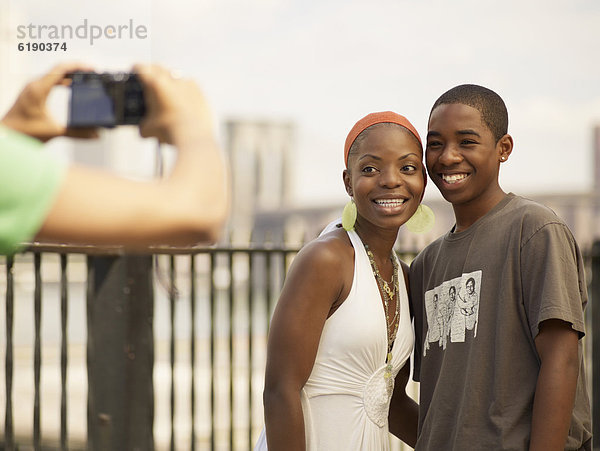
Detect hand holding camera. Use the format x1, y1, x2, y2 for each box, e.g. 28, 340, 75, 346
134, 64, 215, 146
1, 63, 214, 147
1, 63, 99, 142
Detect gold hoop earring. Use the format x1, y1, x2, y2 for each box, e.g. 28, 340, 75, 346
406, 204, 435, 233
342, 199, 357, 231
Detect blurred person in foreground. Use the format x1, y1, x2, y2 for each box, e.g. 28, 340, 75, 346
0, 63, 229, 254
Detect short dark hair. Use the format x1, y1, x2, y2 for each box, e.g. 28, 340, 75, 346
430, 84, 508, 142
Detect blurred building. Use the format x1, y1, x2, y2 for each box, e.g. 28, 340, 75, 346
224, 119, 294, 244
522, 124, 600, 251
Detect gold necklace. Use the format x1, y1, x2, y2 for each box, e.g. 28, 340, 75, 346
365, 245, 400, 384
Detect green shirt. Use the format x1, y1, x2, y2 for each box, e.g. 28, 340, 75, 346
0, 125, 66, 254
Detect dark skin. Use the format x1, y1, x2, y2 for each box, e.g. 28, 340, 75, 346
530, 319, 580, 451
426, 103, 512, 232
388, 360, 418, 445
426, 103, 580, 449
263, 125, 423, 449
263, 231, 353, 450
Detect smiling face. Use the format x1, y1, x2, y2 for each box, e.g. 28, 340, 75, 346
426, 103, 512, 213
466, 278, 475, 294
343, 123, 424, 232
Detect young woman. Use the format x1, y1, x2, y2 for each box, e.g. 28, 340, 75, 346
257, 112, 428, 450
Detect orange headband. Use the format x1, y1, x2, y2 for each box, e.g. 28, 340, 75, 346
344, 111, 426, 200
344, 111, 422, 168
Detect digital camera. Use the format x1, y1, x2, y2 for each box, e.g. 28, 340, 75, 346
68, 72, 146, 128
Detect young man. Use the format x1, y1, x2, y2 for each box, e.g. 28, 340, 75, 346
0, 63, 229, 254
409, 85, 592, 450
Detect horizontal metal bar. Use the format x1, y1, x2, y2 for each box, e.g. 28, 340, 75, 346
23, 243, 302, 256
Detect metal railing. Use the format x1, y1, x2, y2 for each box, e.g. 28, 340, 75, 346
0, 245, 298, 450
0, 242, 598, 450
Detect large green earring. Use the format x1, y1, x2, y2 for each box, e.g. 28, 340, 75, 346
406, 204, 435, 233
342, 199, 357, 231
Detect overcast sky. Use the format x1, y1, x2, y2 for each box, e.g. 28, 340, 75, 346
3, 0, 600, 205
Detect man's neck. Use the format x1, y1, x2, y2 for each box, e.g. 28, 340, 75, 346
452, 189, 508, 233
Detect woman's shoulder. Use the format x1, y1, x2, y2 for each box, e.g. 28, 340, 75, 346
297, 227, 353, 269
283, 228, 355, 307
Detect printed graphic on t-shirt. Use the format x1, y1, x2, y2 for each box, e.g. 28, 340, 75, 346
423, 270, 482, 355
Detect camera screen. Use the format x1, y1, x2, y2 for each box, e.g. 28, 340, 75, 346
69, 76, 118, 127
68, 72, 146, 128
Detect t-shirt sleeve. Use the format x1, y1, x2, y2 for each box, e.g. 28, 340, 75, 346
0, 126, 66, 255
521, 222, 587, 339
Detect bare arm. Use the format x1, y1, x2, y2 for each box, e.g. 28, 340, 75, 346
263, 237, 348, 451
388, 362, 418, 447
36, 160, 225, 247
529, 319, 579, 451
2, 64, 229, 248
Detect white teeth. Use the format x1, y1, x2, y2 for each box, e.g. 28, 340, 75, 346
442, 173, 468, 184
374, 199, 405, 207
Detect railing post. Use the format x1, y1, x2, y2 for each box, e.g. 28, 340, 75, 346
5, 256, 14, 451
87, 255, 154, 451
592, 240, 600, 450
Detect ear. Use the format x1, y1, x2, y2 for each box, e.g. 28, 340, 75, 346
343, 169, 353, 197
497, 134, 514, 163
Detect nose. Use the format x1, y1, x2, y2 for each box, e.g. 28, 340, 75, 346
380, 167, 403, 188
437, 143, 463, 166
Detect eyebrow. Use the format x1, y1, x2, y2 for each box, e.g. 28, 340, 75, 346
358, 152, 421, 162
426, 129, 481, 139
456, 129, 481, 137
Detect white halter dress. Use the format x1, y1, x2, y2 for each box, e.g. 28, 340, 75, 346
255, 228, 414, 450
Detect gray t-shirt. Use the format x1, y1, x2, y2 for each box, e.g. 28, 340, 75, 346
410, 193, 592, 450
